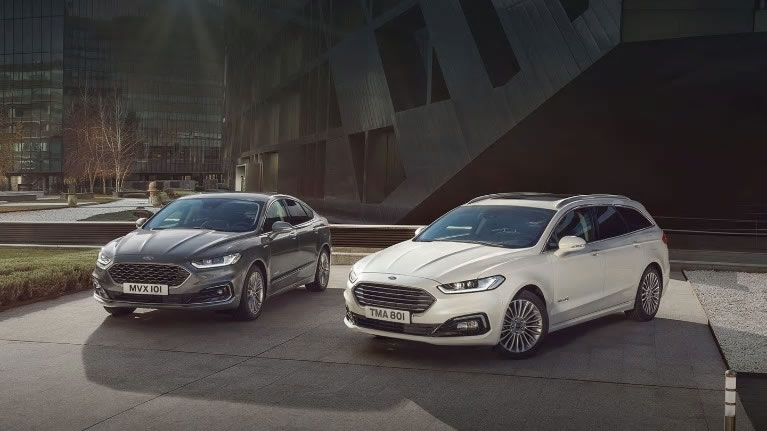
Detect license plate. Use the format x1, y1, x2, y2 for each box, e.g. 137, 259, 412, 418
122, 283, 168, 296
365, 307, 410, 324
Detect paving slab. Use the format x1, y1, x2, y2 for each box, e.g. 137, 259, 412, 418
0, 266, 755, 430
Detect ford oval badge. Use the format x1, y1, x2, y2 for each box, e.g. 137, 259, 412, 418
142, 256, 154, 261
388, 276, 397, 280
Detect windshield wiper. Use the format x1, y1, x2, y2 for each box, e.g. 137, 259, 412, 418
442, 239, 507, 248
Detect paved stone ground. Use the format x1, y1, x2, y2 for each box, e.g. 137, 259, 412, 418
0, 266, 754, 430
0, 198, 156, 222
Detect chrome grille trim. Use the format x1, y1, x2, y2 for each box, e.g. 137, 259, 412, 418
353, 283, 436, 313
108, 263, 191, 287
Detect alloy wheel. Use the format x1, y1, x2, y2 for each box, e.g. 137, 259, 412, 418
500, 299, 544, 353
247, 270, 265, 314
319, 252, 330, 287
640, 271, 661, 315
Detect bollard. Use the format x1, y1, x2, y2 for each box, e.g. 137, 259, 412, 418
724, 370, 736, 431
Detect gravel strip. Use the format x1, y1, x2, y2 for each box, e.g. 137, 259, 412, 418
0, 198, 157, 222
686, 270, 767, 373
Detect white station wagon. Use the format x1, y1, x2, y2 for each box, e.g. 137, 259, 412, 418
344, 193, 669, 359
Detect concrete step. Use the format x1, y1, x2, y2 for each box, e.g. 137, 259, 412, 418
332, 252, 370, 265
331, 247, 383, 265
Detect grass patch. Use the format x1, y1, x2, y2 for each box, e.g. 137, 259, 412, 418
0, 247, 99, 308
79, 210, 141, 222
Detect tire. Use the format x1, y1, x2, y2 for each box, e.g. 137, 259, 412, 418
104, 307, 135, 316
628, 266, 662, 322
497, 290, 548, 359
306, 248, 330, 292
233, 265, 266, 321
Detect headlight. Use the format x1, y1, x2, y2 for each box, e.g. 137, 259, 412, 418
96, 251, 113, 269
191, 253, 241, 269
348, 268, 358, 284
437, 275, 505, 294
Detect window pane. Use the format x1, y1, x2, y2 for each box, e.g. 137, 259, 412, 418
284, 198, 310, 224
593, 206, 629, 240
547, 208, 596, 249
263, 200, 289, 232
616, 207, 653, 232
300, 202, 314, 220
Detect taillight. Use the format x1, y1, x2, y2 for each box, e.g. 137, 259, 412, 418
662, 231, 668, 245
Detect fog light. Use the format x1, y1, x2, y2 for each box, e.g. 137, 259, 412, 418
433, 313, 490, 337
457, 320, 480, 331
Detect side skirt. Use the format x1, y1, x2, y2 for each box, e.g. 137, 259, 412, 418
549, 300, 635, 333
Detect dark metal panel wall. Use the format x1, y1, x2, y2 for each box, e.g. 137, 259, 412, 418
323, 135, 360, 202
330, 30, 395, 134
393, 100, 471, 195
419, 0, 492, 100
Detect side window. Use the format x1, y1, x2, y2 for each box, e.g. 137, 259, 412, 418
284, 198, 310, 225
546, 208, 596, 250
300, 202, 315, 220
616, 207, 652, 232
262, 201, 288, 233
593, 206, 630, 240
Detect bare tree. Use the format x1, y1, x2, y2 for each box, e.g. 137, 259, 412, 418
0, 110, 22, 191
98, 88, 142, 194
64, 83, 107, 193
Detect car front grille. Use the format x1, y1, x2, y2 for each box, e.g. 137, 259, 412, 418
353, 283, 436, 313
108, 263, 190, 287
349, 312, 439, 336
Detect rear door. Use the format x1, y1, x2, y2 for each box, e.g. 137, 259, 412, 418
283, 198, 315, 280
592, 205, 636, 309
262, 199, 298, 292
545, 207, 606, 325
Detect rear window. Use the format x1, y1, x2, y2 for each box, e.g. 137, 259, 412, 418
617, 207, 653, 232
593, 206, 629, 240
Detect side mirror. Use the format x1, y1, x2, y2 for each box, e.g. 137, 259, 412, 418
272, 221, 294, 234
135, 217, 147, 229
414, 226, 425, 237
555, 236, 586, 256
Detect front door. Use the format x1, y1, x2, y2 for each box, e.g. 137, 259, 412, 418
544, 207, 606, 326
262, 200, 298, 292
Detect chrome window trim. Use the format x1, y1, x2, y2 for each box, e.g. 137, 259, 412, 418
540, 203, 656, 254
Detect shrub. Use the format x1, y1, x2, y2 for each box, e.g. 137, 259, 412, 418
0, 248, 99, 308
165, 188, 178, 199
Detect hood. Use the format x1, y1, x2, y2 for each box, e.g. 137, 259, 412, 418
109, 229, 245, 260
357, 240, 530, 283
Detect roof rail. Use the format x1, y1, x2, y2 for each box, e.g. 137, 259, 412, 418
467, 192, 573, 204
555, 194, 630, 209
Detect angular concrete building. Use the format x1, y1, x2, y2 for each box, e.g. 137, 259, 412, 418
223, 0, 767, 226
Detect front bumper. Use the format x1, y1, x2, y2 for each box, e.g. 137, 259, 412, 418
343, 273, 504, 346
92, 260, 247, 311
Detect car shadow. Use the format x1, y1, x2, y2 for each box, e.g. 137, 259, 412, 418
74, 286, 742, 429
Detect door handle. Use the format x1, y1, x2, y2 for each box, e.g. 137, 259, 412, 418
633, 242, 642, 248
591, 249, 601, 256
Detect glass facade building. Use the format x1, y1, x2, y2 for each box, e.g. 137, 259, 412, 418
1, 0, 224, 191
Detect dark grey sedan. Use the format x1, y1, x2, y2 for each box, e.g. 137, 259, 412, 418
92, 193, 332, 320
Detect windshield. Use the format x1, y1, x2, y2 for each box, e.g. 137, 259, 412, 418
416, 205, 555, 249
143, 198, 262, 232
